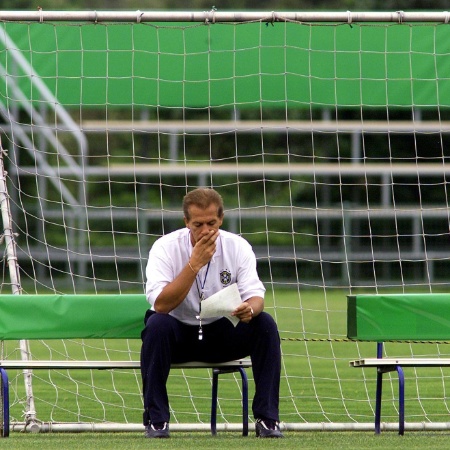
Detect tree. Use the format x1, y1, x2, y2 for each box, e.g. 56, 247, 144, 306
4, 1, 450, 11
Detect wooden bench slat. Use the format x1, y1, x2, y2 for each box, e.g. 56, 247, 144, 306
0, 359, 251, 370
351, 358, 450, 368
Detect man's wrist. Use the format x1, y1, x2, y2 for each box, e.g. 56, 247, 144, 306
188, 261, 198, 274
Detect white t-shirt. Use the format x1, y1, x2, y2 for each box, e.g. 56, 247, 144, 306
145, 228, 265, 325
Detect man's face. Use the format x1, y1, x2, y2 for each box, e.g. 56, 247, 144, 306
184, 203, 223, 245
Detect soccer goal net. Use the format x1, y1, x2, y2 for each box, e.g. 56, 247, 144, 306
1, 10, 450, 433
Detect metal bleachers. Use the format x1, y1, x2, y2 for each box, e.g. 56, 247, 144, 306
8, 117, 450, 286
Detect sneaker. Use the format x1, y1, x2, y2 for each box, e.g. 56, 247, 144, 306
145, 422, 170, 438
255, 418, 284, 438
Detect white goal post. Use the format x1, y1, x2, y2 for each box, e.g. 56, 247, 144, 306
2, 10, 450, 433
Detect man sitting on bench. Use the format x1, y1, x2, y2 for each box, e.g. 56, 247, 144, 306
140, 188, 283, 439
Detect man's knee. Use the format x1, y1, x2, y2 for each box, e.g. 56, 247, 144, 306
252, 312, 280, 341
254, 311, 278, 329
141, 312, 178, 342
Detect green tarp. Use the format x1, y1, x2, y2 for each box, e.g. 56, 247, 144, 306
0, 294, 149, 340
2, 22, 450, 108
347, 293, 450, 341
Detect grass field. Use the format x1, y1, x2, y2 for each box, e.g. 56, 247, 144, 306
5, 431, 450, 449
4, 287, 450, 445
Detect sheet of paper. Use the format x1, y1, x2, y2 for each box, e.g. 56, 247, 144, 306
199, 283, 242, 326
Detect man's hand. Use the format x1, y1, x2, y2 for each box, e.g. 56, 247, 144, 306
232, 302, 254, 324
189, 229, 219, 273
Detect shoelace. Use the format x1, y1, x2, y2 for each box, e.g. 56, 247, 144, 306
258, 419, 278, 430
151, 422, 167, 431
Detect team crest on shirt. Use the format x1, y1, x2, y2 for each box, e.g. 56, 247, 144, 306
220, 269, 232, 286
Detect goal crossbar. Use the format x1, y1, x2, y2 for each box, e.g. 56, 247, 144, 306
1, 10, 450, 24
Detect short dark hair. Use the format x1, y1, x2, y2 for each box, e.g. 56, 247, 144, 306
183, 188, 224, 221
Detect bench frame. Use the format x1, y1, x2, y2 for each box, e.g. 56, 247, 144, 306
350, 342, 450, 435
347, 293, 450, 435
0, 358, 251, 438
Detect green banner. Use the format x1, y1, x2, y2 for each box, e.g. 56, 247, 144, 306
1, 21, 450, 108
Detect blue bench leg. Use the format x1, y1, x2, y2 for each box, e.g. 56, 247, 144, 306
211, 367, 249, 436
238, 367, 249, 436
375, 364, 405, 435
0, 368, 10, 438
211, 370, 219, 435
375, 369, 383, 434
397, 366, 405, 435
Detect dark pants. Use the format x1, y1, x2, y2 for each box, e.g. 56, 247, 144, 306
140, 310, 281, 425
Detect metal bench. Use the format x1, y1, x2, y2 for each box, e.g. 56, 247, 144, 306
0, 294, 252, 437
347, 293, 450, 435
